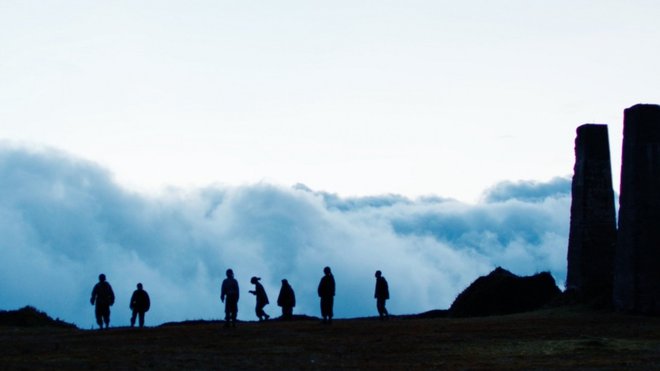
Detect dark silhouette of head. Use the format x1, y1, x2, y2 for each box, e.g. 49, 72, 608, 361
375, 270, 382, 278
137, 283, 143, 290
99, 274, 106, 282
282, 279, 288, 284
250, 276, 260, 284
226, 269, 234, 278
324, 266, 331, 275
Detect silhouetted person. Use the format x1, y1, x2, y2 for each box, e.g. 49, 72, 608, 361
249, 276, 270, 321
277, 279, 296, 320
129, 283, 151, 328
221, 268, 239, 327
90, 273, 115, 329
317, 266, 335, 324
374, 270, 389, 320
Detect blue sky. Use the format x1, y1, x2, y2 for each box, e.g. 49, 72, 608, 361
2, 1, 659, 200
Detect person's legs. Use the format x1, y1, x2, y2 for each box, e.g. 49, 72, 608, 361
95, 306, 104, 329
377, 299, 388, 319
321, 297, 333, 324
224, 302, 232, 327
320, 298, 327, 322
131, 310, 137, 327
229, 297, 238, 326
256, 304, 269, 321
138, 311, 145, 327
102, 307, 111, 328
327, 297, 333, 324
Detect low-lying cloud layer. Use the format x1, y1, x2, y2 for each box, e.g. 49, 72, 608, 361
0, 145, 571, 328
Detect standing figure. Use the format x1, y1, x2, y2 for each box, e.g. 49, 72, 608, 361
374, 270, 389, 320
129, 283, 151, 328
249, 276, 270, 321
221, 269, 240, 327
90, 273, 115, 329
277, 279, 296, 320
317, 266, 335, 324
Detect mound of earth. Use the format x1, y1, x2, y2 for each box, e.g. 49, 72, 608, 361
0, 306, 76, 328
449, 267, 561, 317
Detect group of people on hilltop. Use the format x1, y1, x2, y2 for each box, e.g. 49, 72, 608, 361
219, 268, 299, 327
90, 267, 389, 329
89, 274, 150, 329
220, 266, 389, 327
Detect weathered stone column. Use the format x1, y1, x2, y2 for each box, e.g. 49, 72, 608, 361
566, 124, 616, 300
614, 104, 660, 314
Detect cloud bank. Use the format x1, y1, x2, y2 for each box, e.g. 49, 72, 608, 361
0, 145, 570, 327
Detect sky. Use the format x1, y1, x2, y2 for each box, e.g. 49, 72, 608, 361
2, 1, 660, 200
0, 1, 659, 326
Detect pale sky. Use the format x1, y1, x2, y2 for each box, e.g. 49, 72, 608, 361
2, 1, 660, 201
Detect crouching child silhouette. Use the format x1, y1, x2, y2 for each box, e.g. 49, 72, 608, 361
277, 279, 296, 320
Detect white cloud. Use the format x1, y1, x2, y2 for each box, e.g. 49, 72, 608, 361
0, 144, 571, 327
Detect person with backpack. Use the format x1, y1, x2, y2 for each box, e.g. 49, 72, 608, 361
90, 273, 115, 329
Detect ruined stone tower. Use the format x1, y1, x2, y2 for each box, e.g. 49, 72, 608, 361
566, 124, 616, 300
614, 104, 660, 314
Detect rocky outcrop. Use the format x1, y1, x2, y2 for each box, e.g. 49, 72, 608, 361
449, 267, 560, 317
0, 306, 75, 328
565, 124, 616, 301
614, 104, 660, 314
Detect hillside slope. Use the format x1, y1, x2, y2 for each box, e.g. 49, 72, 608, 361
1, 308, 659, 370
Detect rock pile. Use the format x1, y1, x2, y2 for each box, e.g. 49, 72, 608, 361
0, 306, 76, 328
449, 267, 560, 317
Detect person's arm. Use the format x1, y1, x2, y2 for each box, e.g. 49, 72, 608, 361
90, 285, 96, 305
109, 285, 115, 306
130, 292, 136, 309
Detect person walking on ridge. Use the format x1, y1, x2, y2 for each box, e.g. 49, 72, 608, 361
90, 273, 115, 329
129, 283, 151, 328
249, 276, 270, 321
374, 270, 390, 320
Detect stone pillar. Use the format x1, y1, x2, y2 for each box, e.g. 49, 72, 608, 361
566, 124, 616, 300
614, 104, 660, 314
